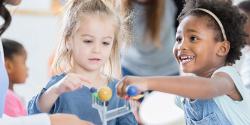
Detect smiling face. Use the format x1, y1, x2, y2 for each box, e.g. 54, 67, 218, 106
67, 14, 115, 73
173, 15, 226, 77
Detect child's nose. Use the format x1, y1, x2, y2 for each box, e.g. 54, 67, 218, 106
93, 43, 101, 53
179, 41, 188, 50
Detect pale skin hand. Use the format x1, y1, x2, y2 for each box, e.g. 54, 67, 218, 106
117, 72, 242, 101
39, 73, 92, 113
50, 114, 94, 125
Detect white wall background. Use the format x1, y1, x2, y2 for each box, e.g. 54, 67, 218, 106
3, 0, 61, 104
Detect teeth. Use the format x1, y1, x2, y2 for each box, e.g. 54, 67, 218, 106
181, 58, 192, 64
179, 55, 194, 64
180, 56, 193, 59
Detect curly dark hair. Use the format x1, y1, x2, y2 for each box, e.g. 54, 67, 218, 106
178, 0, 248, 64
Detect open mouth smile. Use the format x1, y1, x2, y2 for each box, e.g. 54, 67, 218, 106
178, 55, 195, 64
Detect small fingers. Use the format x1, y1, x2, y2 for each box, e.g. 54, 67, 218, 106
117, 76, 129, 98
116, 79, 123, 97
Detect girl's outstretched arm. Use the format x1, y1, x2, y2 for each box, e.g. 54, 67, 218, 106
117, 72, 241, 100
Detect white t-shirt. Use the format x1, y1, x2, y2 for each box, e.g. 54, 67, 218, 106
175, 66, 250, 125
0, 113, 50, 125
213, 66, 250, 125
239, 47, 250, 88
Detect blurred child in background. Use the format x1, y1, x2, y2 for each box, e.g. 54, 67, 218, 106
2, 38, 28, 117
0, 0, 93, 124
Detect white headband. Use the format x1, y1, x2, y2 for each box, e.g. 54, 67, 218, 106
191, 8, 227, 41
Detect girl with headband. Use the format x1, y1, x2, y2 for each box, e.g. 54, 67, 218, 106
117, 0, 250, 124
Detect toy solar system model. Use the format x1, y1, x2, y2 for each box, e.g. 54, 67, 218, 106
89, 85, 141, 125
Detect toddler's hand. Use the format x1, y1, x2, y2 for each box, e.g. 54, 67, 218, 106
52, 73, 92, 95
116, 76, 148, 98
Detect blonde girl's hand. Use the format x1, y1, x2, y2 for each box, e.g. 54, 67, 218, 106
52, 73, 92, 95
116, 76, 148, 98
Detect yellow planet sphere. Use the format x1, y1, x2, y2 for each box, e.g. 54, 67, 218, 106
98, 87, 112, 101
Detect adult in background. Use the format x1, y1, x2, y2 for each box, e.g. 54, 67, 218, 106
121, 0, 179, 77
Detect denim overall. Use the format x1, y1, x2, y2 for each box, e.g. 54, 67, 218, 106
183, 98, 232, 125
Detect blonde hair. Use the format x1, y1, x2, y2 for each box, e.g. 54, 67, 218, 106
52, 0, 130, 78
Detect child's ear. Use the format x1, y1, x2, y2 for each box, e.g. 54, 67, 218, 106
216, 41, 230, 57
5, 59, 14, 74
65, 37, 73, 51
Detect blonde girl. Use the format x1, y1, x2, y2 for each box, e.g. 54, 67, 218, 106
28, 0, 137, 124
